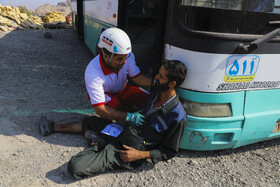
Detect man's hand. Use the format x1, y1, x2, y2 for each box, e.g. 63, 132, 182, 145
118, 145, 150, 162
126, 112, 145, 126
131, 74, 153, 88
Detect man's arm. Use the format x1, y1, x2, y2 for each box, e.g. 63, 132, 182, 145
118, 119, 186, 163
149, 119, 186, 164
118, 145, 151, 162
94, 105, 127, 121
131, 74, 152, 88
95, 105, 145, 126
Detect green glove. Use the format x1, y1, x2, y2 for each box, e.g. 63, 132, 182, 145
126, 112, 145, 126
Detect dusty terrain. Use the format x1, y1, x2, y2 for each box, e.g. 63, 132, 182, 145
0, 29, 280, 187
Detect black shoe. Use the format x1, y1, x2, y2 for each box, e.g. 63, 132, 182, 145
84, 130, 106, 148
40, 116, 54, 136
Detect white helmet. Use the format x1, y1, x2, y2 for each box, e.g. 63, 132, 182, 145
98, 28, 132, 55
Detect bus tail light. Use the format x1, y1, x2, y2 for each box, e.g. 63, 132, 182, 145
180, 99, 232, 117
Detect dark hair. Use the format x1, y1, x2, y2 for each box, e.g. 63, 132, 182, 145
162, 60, 187, 87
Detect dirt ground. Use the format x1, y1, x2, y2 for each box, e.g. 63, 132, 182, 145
0, 29, 280, 187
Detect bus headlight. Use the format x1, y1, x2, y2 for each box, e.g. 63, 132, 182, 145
180, 99, 232, 117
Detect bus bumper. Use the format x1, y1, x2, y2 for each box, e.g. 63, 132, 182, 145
177, 88, 245, 151
179, 115, 243, 151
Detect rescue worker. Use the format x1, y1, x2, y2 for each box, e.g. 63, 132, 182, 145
86, 27, 152, 125
63, 60, 188, 179
40, 28, 153, 136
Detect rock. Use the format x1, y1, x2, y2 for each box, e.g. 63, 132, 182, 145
17, 98, 27, 102
0, 25, 9, 32
16, 25, 24, 30
22, 19, 44, 29
44, 32, 52, 39
0, 5, 44, 31
43, 21, 67, 29
43, 11, 66, 24
0, 16, 12, 26
34, 3, 71, 17
19, 13, 28, 20
188, 160, 198, 166
29, 16, 44, 26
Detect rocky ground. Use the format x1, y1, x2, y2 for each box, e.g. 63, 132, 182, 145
34, 0, 71, 17
0, 29, 280, 187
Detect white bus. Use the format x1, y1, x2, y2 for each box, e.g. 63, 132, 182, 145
71, 0, 280, 151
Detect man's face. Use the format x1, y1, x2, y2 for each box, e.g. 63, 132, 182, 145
154, 66, 170, 91
108, 53, 129, 71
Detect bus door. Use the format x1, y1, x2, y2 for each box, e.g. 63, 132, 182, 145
118, 0, 168, 75
70, 0, 85, 39
81, 0, 168, 69
164, 0, 280, 150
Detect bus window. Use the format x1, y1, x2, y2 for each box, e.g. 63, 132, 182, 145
246, 0, 275, 12
181, 0, 242, 10
180, 0, 280, 34
275, 0, 280, 13
181, 0, 279, 13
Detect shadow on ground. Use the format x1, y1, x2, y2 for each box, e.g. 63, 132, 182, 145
46, 160, 154, 184
0, 29, 94, 147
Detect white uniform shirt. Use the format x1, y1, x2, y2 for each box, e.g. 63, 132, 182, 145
85, 52, 141, 107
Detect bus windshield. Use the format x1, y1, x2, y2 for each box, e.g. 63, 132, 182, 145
181, 0, 280, 13
180, 0, 280, 34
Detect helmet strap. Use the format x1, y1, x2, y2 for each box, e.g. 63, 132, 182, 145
109, 54, 114, 65
101, 48, 114, 65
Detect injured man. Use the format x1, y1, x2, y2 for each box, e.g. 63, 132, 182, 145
40, 60, 187, 179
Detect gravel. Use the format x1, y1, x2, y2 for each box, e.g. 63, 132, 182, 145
1, 29, 280, 187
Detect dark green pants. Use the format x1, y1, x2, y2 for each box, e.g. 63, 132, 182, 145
67, 116, 143, 179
